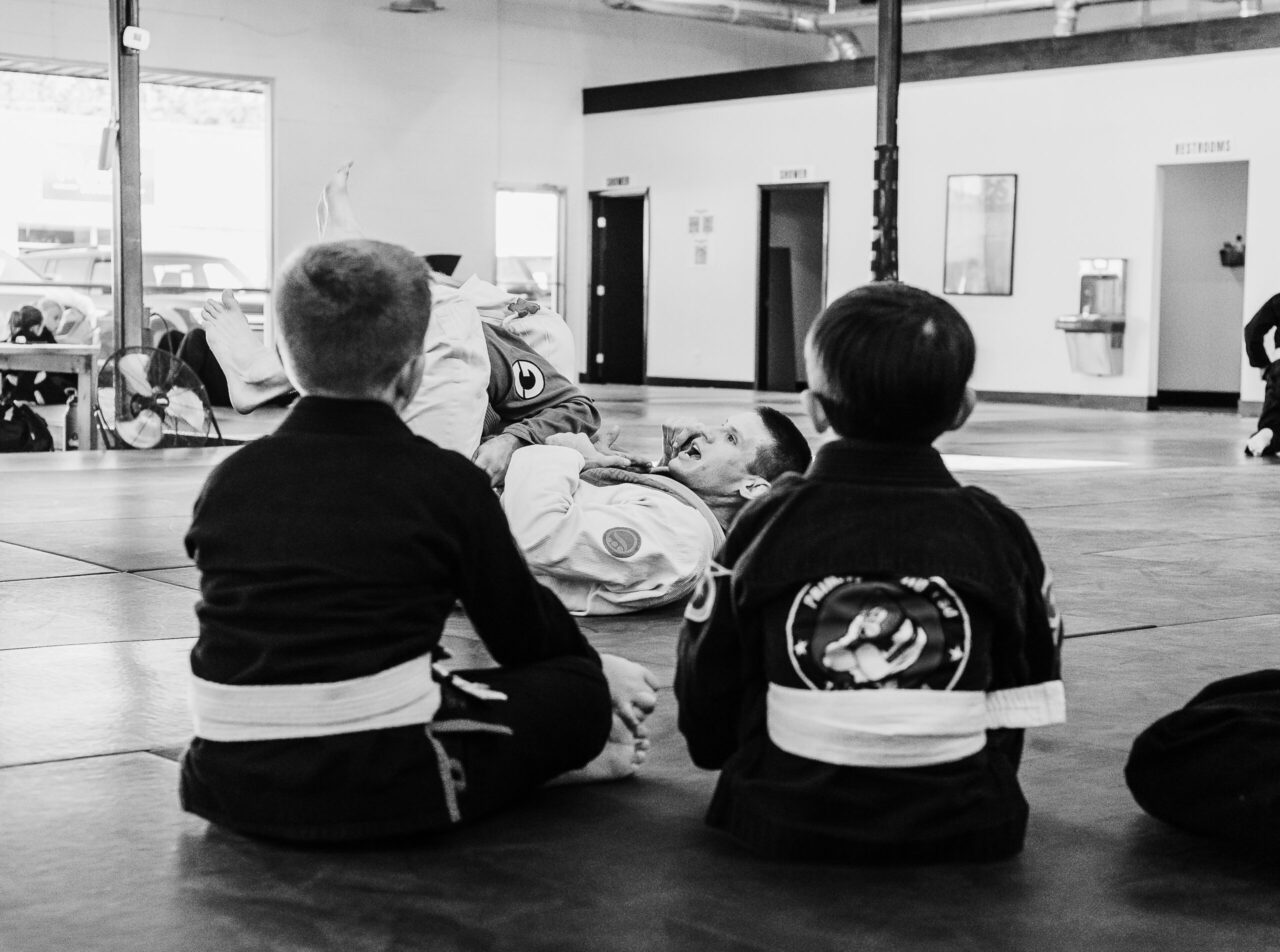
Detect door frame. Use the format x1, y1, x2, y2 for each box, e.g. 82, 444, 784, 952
587, 188, 650, 384
755, 182, 830, 391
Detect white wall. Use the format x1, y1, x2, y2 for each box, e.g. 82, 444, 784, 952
1155, 161, 1248, 393
2, 0, 823, 370
584, 47, 1280, 402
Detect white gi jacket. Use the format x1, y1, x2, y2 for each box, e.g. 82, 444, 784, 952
502, 445, 725, 615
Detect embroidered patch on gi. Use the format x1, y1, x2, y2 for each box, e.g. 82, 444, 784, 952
602, 526, 642, 558
511, 359, 546, 399
684, 559, 730, 624
786, 575, 971, 691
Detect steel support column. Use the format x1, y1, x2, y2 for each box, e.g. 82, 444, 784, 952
108, 0, 145, 350
871, 0, 901, 282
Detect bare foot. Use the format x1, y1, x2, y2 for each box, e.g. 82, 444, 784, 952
316, 161, 364, 241
550, 714, 650, 785
201, 289, 295, 413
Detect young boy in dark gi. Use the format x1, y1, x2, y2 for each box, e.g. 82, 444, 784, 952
675, 282, 1065, 863
181, 239, 655, 842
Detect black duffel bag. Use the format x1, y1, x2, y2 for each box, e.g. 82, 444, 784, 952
0, 394, 54, 452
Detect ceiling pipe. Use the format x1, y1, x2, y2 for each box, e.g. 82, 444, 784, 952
603, 0, 1134, 40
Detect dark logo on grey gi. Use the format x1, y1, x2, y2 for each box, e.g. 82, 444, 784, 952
602, 526, 642, 558
786, 576, 971, 691
511, 359, 545, 399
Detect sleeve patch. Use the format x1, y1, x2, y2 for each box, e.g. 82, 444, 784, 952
684, 559, 731, 624
602, 526, 642, 558
510, 359, 546, 399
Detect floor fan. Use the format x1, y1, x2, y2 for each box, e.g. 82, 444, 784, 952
95, 346, 222, 449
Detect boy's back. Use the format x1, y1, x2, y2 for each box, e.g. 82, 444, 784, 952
676, 441, 1062, 862
182, 396, 593, 839
675, 282, 1064, 863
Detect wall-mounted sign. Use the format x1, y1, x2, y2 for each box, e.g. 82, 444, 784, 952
605, 175, 631, 188
774, 166, 814, 183
1173, 139, 1231, 157
690, 208, 712, 265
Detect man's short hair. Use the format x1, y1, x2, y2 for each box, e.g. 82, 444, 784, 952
807, 282, 974, 443
750, 406, 813, 481
275, 240, 431, 395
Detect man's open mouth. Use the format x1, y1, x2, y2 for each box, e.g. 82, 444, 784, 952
681, 440, 702, 461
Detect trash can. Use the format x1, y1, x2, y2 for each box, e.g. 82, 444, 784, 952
1055, 316, 1125, 376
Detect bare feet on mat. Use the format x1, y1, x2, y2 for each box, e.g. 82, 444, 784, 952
316, 160, 365, 241
551, 714, 651, 785
550, 655, 659, 785
201, 289, 294, 413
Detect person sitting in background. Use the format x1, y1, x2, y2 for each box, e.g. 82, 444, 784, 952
1242, 292, 1280, 457
36, 290, 98, 346
3, 305, 74, 404
500, 409, 811, 615
182, 238, 658, 843
676, 282, 1065, 863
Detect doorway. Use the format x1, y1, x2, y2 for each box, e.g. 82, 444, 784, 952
494, 186, 564, 313
587, 192, 647, 384
757, 184, 828, 391
1155, 161, 1248, 408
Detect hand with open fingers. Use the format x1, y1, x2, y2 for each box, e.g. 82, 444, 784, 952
592, 423, 653, 469
660, 417, 708, 465
599, 653, 660, 732
546, 432, 632, 470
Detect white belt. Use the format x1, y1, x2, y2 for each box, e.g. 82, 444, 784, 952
191, 655, 442, 743
767, 680, 1065, 768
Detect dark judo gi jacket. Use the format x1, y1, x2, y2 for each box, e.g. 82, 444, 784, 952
180, 397, 596, 841
675, 439, 1065, 863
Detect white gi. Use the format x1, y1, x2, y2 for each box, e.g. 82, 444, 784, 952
502, 444, 726, 615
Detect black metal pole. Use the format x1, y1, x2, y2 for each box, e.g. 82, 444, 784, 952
108, 0, 145, 351
871, 0, 902, 282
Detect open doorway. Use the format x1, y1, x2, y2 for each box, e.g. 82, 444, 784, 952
587, 191, 647, 384
1155, 161, 1248, 408
757, 184, 828, 392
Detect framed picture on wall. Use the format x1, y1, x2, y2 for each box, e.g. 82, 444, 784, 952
943, 173, 1017, 296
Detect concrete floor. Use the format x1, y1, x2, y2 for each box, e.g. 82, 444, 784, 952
1, 386, 1278, 951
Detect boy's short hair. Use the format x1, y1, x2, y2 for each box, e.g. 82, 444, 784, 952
275, 240, 431, 395
807, 282, 975, 443
750, 406, 813, 480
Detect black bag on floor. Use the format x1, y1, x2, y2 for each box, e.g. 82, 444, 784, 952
1125, 669, 1280, 849
0, 395, 54, 452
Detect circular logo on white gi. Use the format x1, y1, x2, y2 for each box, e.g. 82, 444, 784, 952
786, 575, 971, 691
602, 526, 642, 558
511, 359, 545, 399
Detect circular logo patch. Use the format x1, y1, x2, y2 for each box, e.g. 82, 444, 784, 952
602, 526, 642, 558
511, 359, 546, 399
786, 575, 971, 691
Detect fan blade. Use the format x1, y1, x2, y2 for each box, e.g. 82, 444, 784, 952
164, 387, 210, 433
116, 353, 155, 398
116, 410, 165, 449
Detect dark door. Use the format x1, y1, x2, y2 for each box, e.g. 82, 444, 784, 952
588, 193, 646, 384
757, 184, 828, 391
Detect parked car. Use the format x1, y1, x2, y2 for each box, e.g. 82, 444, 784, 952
19, 247, 268, 348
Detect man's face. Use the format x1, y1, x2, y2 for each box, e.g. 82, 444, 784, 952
666, 410, 771, 496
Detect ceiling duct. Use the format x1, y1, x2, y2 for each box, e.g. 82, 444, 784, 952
602, 0, 1149, 48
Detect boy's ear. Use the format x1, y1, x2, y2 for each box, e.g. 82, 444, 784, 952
801, 389, 830, 434
949, 386, 977, 432
393, 353, 426, 405
737, 476, 770, 501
